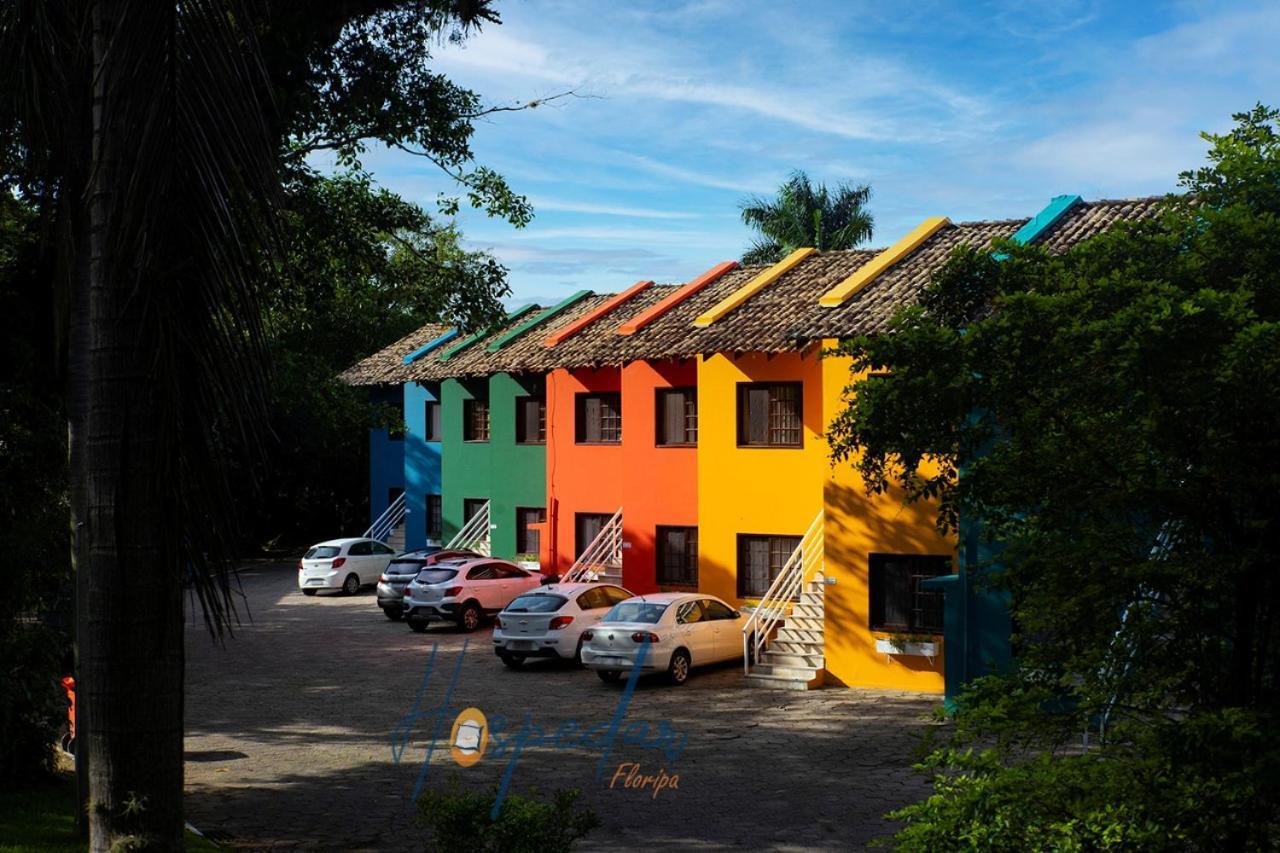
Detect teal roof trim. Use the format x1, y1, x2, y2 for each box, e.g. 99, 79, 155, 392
995, 195, 1083, 259
438, 304, 542, 362
401, 328, 458, 365
485, 290, 594, 352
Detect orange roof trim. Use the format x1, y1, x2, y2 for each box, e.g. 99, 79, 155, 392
544, 280, 654, 347
617, 261, 740, 336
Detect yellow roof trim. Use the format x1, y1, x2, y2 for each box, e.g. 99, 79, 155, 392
817, 217, 950, 308
692, 247, 816, 328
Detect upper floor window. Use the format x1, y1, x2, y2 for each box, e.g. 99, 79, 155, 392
737, 382, 802, 447
655, 387, 697, 446
424, 401, 442, 442
515, 396, 546, 445
463, 398, 490, 442
575, 392, 622, 444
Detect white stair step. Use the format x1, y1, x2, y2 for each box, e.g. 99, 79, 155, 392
744, 669, 825, 691
792, 603, 823, 618
751, 662, 823, 679
777, 627, 823, 643
762, 651, 824, 668
771, 640, 824, 655
788, 616, 824, 630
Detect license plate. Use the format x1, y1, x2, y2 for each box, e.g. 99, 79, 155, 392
507, 641, 535, 651
308, 579, 325, 585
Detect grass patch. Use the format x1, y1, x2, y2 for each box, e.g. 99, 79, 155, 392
0, 772, 220, 852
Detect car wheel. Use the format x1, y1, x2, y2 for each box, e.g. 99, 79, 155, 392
301, 588, 317, 597
383, 608, 403, 622
408, 620, 429, 634
597, 669, 622, 683
500, 653, 525, 669
667, 649, 691, 686
457, 602, 481, 632
342, 574, 360, 595
574, 637, 586, 667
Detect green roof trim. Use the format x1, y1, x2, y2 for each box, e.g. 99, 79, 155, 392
438, 304, 542, 362
485, 290, 595, 352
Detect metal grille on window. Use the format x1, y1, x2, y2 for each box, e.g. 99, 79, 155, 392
770, 385, 800, 446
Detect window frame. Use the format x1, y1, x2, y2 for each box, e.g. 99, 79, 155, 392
424, 401, 442, 442
574, 512, 613, 558
736, 533, 803, 598
736, 382, 803, 448
515, 506, 547, 555
655, 387, 698, 447
514, 396, 547, 445
574, 392, 623, 445
426, 494, 443, 540
655, 525, 699, 587
462, 397, 490, 443
868, 553, 949, 635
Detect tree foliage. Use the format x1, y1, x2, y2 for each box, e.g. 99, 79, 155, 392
739, 171, 874, 264
830, 105, 1280, 850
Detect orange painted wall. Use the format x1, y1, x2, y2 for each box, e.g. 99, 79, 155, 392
542, 360, 698, 593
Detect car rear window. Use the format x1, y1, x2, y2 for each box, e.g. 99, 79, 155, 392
416, 568, 458, 584
305, 546, 341, 559
605, 601, 668, 624
387, 559, 426, 573
504, 594, 566, 614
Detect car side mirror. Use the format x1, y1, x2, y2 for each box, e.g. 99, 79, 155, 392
732, 610, 741, 619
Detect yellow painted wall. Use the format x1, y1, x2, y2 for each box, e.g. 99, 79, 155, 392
820, 348, 951, 692
695, 350, 827, 608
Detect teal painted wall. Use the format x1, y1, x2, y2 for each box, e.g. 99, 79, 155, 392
441, 372, 547, 559
403, 380, 442, 550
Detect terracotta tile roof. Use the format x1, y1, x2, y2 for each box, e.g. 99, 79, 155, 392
339, 322, 452, 386
523, 284, 682, 370
1030, 196, 1164, 253
795, 219, 1025, 340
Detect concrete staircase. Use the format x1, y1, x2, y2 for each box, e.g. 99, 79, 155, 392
386, 526, 405, 554
744, 575, 826, 691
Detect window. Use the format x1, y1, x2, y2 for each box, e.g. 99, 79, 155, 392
427, 495, 442, 540
576, 587, 611, 611
424, 401, 442, 441
656, 526, 698, 586
467, 563, 499, 580
464, 498, 488, 525
869, 554, 949, 634
737, 382, 802, 447
575, 512, 613, 558
516, 507, 546, 555
463, 398, 490, 442
702, 599, 737, 620
514, 396, 546, 444
575, 392, 622, 443
676, 600, 705, 624
602, 586, 632, 605
655, 387, 697, 446
373, 542, 395, 555
349, 541, 373, 556
737, 534, 802, 597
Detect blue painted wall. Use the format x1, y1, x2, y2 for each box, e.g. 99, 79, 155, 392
403, 380, 443, 550
368, 385, 405, 527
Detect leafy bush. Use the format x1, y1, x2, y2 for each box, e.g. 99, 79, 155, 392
0, 625, 65, 788
416, 780, 600, 853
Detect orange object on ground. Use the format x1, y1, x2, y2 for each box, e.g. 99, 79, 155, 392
60, 676, 76, 740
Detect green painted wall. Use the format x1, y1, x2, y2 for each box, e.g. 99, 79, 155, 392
441, 372, 547, 559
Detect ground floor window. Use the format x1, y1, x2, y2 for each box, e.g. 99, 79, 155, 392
426, 494, 442, 540
868, 554, 949, 634
656, 526, 698, 586
516, 507, 546, 555
575, 512, 613, 558
737, 534, 801, 597
463, 498, 487, 525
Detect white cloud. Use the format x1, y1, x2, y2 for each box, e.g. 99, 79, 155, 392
527, 197, 697, 219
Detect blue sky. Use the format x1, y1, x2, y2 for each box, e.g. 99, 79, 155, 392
349, 0, 1280, 306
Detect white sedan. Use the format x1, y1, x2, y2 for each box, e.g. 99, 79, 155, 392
297, 537, 396, 596
492, 582, 634, 667
580, 592, 752, 685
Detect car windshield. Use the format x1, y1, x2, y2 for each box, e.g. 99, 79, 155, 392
416, 569, 457, 584
305, 546, 341, 559
504, 594, 566, 614
604, 601, 668, 624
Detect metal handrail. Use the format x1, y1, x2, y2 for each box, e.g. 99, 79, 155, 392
562, 508, 623, 583
445, 500, 492, 556
364, 492, 407, 543
742, 510, 824, 675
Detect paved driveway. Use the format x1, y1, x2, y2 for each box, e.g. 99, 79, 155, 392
184, 562, 939, 851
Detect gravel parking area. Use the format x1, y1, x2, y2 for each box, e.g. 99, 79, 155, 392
184, 562, 939, 851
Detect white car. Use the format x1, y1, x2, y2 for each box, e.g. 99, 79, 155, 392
297, 537, 396, 596
492, 583, 634, 668
403, 557, 542, 633
580, 592, 752, 685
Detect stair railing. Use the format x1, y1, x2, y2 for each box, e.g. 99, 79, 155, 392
562, 508, 623, 583
445, 500, 492, 556
742, 510, 824, 675
364, 492, 407, 543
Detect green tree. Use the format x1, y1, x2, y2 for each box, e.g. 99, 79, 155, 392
828, 106, 1280, 850
1, 1, 530, 847
739, 171, 874, 264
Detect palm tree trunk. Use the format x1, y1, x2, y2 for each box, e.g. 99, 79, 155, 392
77, 2, 185, 848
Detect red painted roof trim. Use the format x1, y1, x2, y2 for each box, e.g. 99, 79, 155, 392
617, 261, 740, 336
543, 280, 655, 347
